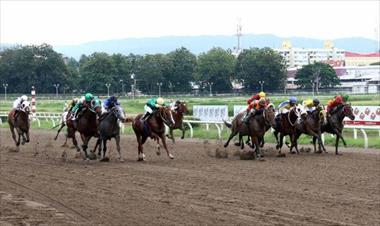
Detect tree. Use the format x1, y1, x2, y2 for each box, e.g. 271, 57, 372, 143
79, 52, 117, 94
0, 44, 69, 93
295, 62, 340, 90
138, 54, 167, 94
166, 47, 197, 92
235, 47, 286, 93
197, 47, 235, 92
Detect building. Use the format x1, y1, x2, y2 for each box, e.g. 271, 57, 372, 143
286, 65, 380, 93
344, 51, 380, 66
275, 40, 345, 68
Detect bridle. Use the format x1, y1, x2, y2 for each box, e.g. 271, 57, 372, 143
159, 107, 175, 126
287, 106, 299, 127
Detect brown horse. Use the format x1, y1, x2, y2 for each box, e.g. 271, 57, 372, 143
8, 101, 31, 147
246, 106, 276, 160
132, 106, 175, 161
313, 103, 355, 155
76, 103, 102, 160
273, 106, 301, 156
167, 100, 188, 143
296, 106, 326, 153
224, 109, 274, 150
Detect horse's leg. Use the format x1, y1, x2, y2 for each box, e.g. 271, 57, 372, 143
274, 131, 280, 149
312, 136, 317, 153
135, 133, 145, 161
16, 128, 25, 145
335, 135, 342, 155
115, 134, 123, 161
94, 138, 101, 159
169, 128, 175, 144
25, 128, 30, 143
81, 136, 91, 160
239, 133, 245, 149
180, 124, 185, 139
251, 136, 263, 161
277, 133, 285, 157
160, 134, 173, 159
54, 123, 65, 140
9, 125, 18, 146
102, 139, 107, 160
224, 130, 238, 148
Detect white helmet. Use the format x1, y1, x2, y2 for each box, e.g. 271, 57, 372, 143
21, 95, 28, 101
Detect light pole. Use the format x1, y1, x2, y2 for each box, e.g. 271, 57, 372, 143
119, 79, 125, 95
53, 83, 60, 98
157, 82, 163, 97
259, 81, 265, 92
314, 66, 321, 94
2, 83, 8, 101
105, 83, 111, 97
208, 82, 213, 97
130, 73, 136, 99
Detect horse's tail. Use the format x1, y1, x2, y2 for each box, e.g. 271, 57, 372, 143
223, 120, 232, 128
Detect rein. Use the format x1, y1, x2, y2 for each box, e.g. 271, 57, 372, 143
159, 109, 172, 126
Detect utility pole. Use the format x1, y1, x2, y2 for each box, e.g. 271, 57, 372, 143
2, 83, 8, 101
259, 81, 265, 92
53, 83, 60, 98
105, 83, 111, 97
157, 82, 162, 97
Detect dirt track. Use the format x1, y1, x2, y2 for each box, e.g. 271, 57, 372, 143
1, 128, 379, 225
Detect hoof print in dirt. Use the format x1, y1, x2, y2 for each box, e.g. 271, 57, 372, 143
215, 147, 228, 158
240, 150, 255, 160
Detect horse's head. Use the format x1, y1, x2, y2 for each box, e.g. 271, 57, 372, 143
342, 103, 355, 120
175, 100, 188, 114
314, 106, 327, 125
111, 105, 126, 122
20, 101, 31, 114
265, 104, 276, 127
92, 99, 102, 115
159, 106, 175, 127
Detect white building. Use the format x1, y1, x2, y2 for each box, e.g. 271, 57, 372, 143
275, 40, 345, 68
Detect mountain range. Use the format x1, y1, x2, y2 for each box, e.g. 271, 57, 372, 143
2, 34, 379, 59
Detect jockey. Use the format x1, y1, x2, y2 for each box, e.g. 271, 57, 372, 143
242, 91, 266, 123
326, 95, 343, 113
278, 96, 298, 114
71, 93, 97, 120
141, 97, 168, 122
102, 95, 120, 112
64, 97, 79, 112
13, 95, 28, 110
301, 98, 320, 116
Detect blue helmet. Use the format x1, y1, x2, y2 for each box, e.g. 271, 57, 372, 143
109, 95, 117, 102
289, 96, 297, 104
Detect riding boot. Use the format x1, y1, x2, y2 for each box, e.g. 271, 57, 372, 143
243, 109, 255, 125
275, 115, 281, 129
141, 112, 150, 122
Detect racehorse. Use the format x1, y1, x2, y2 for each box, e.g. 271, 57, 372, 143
54, 111, 81, 152
76, 101, 102, 160
273, 106, 301, 156
97, 105, 126, 161
313, 103, 355, 155
296, 106, 326, 153
8, 101, 31, 147
132, 106, 175, 161
167, 100, 188, 143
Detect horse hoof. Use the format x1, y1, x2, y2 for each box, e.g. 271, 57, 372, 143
258, 157, 265, 162
26, 140, 29, 143
156, 150, 161, 156
100, 157, 110, 162
137, 157, 145, 161
169, 154, 174, 159
181, 137, 184, 139
223, 143, 228, 148
88, 152, 97, 160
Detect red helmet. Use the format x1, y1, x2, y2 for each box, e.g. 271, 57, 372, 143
335, 96, 343, 104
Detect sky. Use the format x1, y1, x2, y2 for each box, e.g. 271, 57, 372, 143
1, 0, 379, 46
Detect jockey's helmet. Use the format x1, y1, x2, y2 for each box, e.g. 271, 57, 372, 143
157, 97, 164, 105
21, 95, 28, 101
258, 98, 266, 107
85, 93, 93, 102
259, 92, 266, 98
289, 96, 297, 104
73, 97, 79, 103
335, 95, 343, 104
109, 95, 117, 102
313, 98, 320, 106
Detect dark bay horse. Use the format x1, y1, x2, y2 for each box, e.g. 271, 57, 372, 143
97, 105, 126, 161
296, 106, 326, 153
224, 106, 275, 149
313, 103, 355, 155
167, 100, 188, 143
132, 106, 175, 161
246, 106, 276, 160
273, 106, 301, 156
54, 111, 81, 152
8, 101, 31, 147
76, 103, 102, 160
